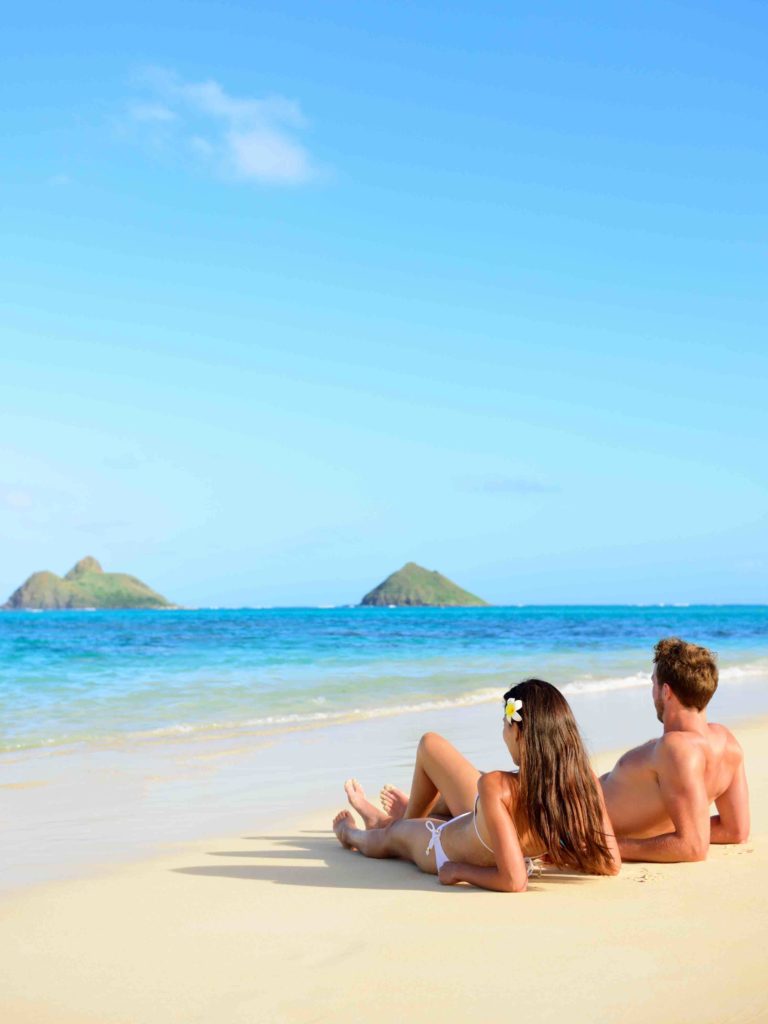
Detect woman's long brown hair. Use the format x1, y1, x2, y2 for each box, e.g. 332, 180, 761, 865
505, 679, 614, 875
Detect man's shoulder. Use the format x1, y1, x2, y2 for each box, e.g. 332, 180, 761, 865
656, 729, 702, 750
614, 737, 659, 769
707, 721, 745, 762
627, 737, 659, 755
660, 722, 744, 759
655, 730, 708, 770
707, 721, 742, 745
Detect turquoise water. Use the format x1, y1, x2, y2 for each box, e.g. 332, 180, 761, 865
1, 606, 767, 752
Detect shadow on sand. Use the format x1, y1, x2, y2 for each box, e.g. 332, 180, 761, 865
172, 831, 590, 893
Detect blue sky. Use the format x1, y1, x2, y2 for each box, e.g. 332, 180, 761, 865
2, 1, 767, 605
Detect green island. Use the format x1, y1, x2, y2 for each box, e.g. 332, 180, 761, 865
360, 562, 488, 607
2, 556, 175, 610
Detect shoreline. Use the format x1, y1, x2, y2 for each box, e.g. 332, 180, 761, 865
0, 715, 765, 1023
4, 605, 768, 755
6, 651, 768, 755
3, 672, 768, 893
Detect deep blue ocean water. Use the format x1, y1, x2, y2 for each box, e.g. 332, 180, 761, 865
1, 606, 767, 752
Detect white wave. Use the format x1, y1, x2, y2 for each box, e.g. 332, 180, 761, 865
561, 660, 768, 697
126, 660, 768, 743
130, 688, 504, 742
561, 673, 649, 696
720, 662, 768, 681
114, 659, 768, 746
8, 656, 768, 754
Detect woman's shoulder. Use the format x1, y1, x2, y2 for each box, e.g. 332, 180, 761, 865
478, 769, 519, 803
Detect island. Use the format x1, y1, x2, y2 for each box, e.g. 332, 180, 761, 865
2, 556, 175, 610
360, 562, 488, 607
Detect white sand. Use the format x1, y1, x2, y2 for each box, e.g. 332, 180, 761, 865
0, 717, 765, 1024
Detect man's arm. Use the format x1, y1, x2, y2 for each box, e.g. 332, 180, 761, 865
618, 737, 710, 863
710, 752, 750, 844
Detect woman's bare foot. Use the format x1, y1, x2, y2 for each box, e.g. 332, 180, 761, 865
344, 778, 390, 829
333, 810, 356, 848
380, 784, 409, 821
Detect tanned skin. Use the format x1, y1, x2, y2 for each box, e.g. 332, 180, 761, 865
336, 724, 620, 892
599, 668, 750, 862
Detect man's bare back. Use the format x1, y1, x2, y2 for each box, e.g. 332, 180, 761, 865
599, 638, 750, 862
600, 724, 748, 856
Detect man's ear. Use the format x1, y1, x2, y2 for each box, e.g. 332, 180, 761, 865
661, 682, 673, 703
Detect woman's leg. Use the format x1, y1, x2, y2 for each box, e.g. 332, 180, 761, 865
333, 811, 438, 875
344, 733, 479, 828
343, 778, 390, 828
402, 732, 480, 819
381, 786, 451, 820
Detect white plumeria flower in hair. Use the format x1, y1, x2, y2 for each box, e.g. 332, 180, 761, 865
505, 698, 523, 724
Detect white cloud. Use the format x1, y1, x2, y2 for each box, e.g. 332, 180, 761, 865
130, 68, 317, 185
226, 127, 311, 183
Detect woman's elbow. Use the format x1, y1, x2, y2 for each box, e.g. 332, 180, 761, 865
499, 872, 527, 893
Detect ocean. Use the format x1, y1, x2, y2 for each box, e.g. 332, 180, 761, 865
3, 605, 768, 889
3, 605, 768, 754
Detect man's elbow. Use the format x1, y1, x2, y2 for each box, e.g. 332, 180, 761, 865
680, 838, 708, 862
727, 825, 750, 844
712, 820, 750, 845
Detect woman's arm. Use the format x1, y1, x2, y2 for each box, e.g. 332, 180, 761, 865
439, 771, 529, 893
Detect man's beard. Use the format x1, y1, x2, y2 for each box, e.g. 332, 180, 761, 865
654, 701, 664, 723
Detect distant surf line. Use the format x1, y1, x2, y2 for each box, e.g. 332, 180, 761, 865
5, 660, 767, 755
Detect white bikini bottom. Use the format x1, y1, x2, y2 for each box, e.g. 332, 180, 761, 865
424, 816, 535, 875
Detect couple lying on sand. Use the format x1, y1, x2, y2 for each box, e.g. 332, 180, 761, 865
333, 637, 750, 892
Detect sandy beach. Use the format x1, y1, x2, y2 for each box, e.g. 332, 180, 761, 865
1, 711, 765, 1024
5, 0, 767, 1018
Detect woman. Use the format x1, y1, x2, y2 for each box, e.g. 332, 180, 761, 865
333, 679, 620, 892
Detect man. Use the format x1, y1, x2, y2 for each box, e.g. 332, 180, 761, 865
600, 637, 750, 862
